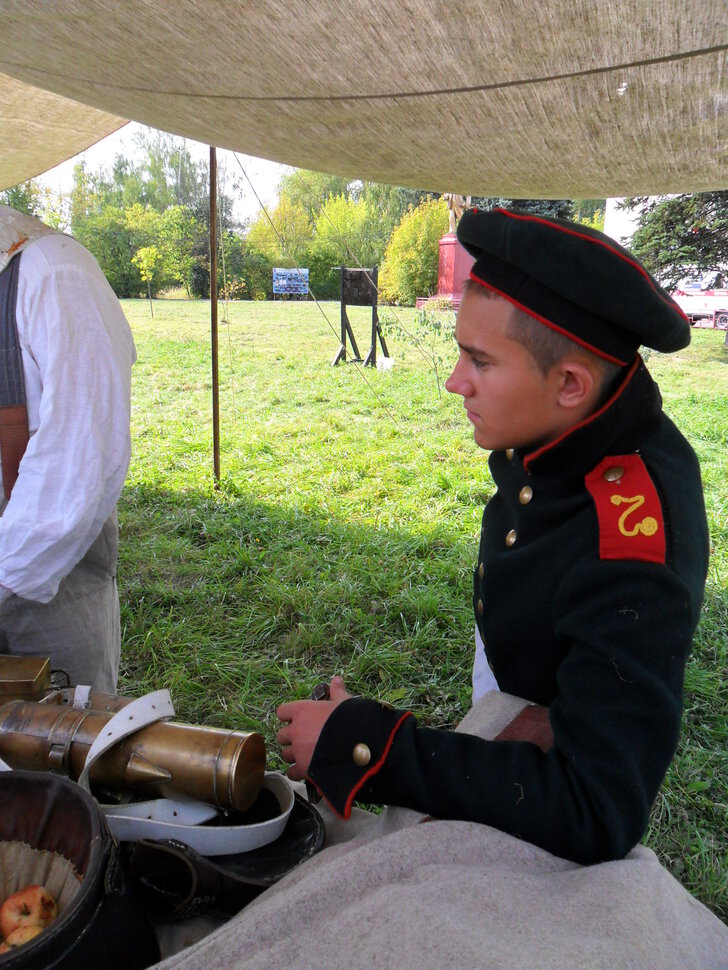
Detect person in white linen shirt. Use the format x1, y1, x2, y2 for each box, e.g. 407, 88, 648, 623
0, 204, 136, 692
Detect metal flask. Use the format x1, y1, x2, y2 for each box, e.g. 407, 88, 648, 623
0, 687, 266, 812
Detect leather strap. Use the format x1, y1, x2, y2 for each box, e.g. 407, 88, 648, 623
0, 404, 29, 501
127, 791, 326, 921
77, 688, 176, 790
104, 797, 219, 826
0, 253, 29, 500
129, 837, 268, 920
494, 703, 554, 753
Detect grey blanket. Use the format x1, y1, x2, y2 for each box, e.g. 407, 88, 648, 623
156, 692, 728, 969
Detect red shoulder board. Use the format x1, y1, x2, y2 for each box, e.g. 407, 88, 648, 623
585, 455, 666, 564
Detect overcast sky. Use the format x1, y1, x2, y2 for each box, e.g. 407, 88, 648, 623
37, 122, 640, 242
37, 122, 290, 223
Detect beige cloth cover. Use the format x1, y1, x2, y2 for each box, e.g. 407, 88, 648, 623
1, 2, 727, 198
156, 692, 728, 969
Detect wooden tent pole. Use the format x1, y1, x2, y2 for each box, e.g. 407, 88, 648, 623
209, 145, 221, 486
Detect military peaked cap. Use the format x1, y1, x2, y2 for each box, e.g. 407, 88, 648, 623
456, 207, 690, 364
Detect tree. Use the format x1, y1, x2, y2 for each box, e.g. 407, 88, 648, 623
65, 128, 238, 298
306, 194, 385, 298
379, 197, 449, 305
248, 179, 430, 300
158, 205, 204, 297
480, 198, 575, 220
72, 202, 196, 297
277, 169, 352, 222
36, 185, 71, 231
246, 196, 313, 270
572, 199, 606, 228
110, 129, 216, 220
357, 184, 432, 266
73, 205, 139, 296
132, 245, 162, 315
1, 181, 42, 216
70, 127, 237, 239
219, 233, 272, 300
69, 162, 106, 232
624, 192, 728, 288
359, 183, 433, 229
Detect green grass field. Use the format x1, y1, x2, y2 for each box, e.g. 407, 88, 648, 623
117, 297, 727, 920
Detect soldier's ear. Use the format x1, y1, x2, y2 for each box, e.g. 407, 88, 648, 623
554, 359, 598, 412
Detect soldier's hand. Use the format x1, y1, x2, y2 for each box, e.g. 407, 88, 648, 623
276, 675, 351, 780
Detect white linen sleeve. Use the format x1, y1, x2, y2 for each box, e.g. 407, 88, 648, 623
472, 624, 500, 702
0, 235, 135, 602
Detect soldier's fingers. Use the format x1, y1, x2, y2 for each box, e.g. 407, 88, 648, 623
277, 701, 300, 722
329, 674, 351, 701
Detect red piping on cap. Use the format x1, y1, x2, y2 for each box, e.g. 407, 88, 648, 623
493, 209, 689, 323
468, 272, 629, 366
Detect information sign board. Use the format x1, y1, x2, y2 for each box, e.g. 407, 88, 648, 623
272, 268, 309, 295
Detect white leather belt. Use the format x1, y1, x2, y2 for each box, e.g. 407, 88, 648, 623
76, 687, 176, 791
75, 686, 293, 855
103, 772, 294, 855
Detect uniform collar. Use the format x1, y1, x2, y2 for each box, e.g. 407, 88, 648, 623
501, 356, 663, 485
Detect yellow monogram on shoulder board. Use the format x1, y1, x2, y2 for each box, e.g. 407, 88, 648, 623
585, 455, 666, 564
610, 494, 659, 538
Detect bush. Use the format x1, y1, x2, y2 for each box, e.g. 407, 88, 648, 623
74, 206, 144, 297
379, 197, 449, 305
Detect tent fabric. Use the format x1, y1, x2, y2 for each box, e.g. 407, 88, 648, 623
1, 1, 726, 196
0, 74, 125, 190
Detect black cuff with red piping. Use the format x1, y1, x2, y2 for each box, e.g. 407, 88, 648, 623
306, 697, 412, 819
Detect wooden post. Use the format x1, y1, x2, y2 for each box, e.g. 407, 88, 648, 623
209, 146, 220, 486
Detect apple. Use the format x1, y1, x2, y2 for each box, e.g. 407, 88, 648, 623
0, 924, 44, 952
0, 885, 57, 939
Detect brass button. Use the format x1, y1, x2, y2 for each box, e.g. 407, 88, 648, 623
477, 598, 484, 615
505, 529, 517, 547
478, 562, 484, 579
505, 449, 514, 460
603, 465, 624, 482
352, 743, 371, 767
518, 486, 533, 505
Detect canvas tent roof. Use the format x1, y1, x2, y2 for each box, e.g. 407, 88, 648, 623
0, 1, 726, 197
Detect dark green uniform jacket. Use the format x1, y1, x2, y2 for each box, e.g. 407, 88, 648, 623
308, 357, 709, 865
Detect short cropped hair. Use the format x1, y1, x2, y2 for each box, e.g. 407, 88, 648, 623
463, 279, 624, 388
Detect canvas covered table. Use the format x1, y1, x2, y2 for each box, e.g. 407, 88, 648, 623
153, 691, 728, 969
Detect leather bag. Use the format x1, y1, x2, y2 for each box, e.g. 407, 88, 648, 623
127, 788, 325, 921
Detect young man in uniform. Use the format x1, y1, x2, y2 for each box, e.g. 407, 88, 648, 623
277, 208, 709, 865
